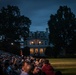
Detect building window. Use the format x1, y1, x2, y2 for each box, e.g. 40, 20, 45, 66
30, 48, 34, 54
30, 41, 34, 45
40, 48, 43, 54
38, 41, 41, 45
45, 41, 47, 45
25, 41, 27, 45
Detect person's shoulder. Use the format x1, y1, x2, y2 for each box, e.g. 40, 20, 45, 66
20, 71, 28, 75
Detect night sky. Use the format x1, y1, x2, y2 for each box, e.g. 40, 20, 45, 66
0, 0, 76, 31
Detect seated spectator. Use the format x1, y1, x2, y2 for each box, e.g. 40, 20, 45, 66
20, 61, 31, 75
42, 59, 55, 75
29, 65, 40, 75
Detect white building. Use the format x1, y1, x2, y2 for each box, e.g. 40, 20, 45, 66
24, 28, 49, 56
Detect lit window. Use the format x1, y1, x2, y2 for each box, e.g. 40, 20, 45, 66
30, 41, 34, 45
31, 41, 34, 44
30, 48, 34, 54
39, 41, 41, 44
40, 48, 43, 54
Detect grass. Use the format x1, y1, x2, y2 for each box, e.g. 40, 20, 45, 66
49, 58, 76, 75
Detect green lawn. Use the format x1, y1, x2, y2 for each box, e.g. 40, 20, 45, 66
49, 58, 76, 75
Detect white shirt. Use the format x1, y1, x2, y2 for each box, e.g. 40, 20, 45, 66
20, 71, 28, 75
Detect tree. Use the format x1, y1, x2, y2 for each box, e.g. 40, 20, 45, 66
17, 16, 31, 39
0, 5, 31, 41
0, 5, 31, 53
45, 46, 52, 57
48, 6, 76, 56
23, 46, 30, 56
0, 5, 20, 40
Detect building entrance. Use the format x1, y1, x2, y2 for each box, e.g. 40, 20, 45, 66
30, 48, 45, 56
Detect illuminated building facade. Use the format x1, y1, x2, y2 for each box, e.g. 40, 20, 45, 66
25, 28, 49, 56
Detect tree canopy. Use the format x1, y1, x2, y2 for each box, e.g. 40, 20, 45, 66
0, 5, 31, 42
48, 6, 76, 56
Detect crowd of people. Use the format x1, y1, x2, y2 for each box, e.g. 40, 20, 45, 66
0, 50, 62, 75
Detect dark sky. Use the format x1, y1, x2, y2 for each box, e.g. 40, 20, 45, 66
0, 0, 76, 31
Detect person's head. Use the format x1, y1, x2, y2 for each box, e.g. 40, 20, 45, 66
33, 66, 40, 74
30, 65, 40, 74
43, 59, 49, 66
21, 61, 31, 72
35, 60, 39, 66
26, 64, 31, 73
